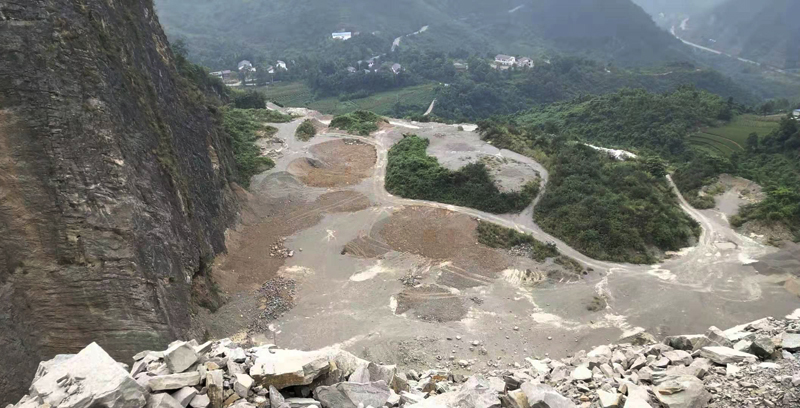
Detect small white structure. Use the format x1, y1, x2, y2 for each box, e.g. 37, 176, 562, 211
210, 71, 223, 78
495, 54, 516, 66
517, 57, 534, 68
793, 109, 800, 117
347, 66, 357, 73
391, 63, 402, 74
332, 32, 352, 41
276, 60, 287, 70
453, 62, 468, 71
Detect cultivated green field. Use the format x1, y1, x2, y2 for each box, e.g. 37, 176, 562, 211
257, 82, 315, 107
688, 114, 781, 156
256, 82, 437, 116
307, 84, 437, 116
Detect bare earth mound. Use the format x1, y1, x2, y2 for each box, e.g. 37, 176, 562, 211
377, 207, 511, 289
287, 139, 376, 187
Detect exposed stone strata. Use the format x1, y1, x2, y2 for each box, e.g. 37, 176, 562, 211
0, 0, 238, 403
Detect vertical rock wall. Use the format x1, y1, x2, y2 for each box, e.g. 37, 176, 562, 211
0, 0, 238, 403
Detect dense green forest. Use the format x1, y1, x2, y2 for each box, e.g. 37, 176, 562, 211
155, 0, 683, 69
478, 122, 700, 263
488, 87, 736, 159
385, 135, 538, 214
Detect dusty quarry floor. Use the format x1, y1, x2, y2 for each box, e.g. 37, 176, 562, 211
200, 108, 800, 374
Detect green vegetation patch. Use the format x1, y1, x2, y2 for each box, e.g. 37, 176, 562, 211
476, 222, 558, 262
234, 90, 267, 109
534, 144, 701, 263
480, 122, 701, 264
295, 119, 317, 141
386, 135, 538, 214
222, 108, 277, 187
307, 84, 438, 117
330, 110, 384, 136
259, 82, 314, 108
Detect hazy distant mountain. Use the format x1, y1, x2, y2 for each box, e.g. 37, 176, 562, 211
154, 0, 684, 68
680, 0, 800, 70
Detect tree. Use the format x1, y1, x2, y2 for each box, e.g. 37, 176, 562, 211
233, 91, 266, 109
643, 156, 667, 178
746, 132, 759, 152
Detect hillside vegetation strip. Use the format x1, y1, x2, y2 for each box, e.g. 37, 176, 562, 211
385, 135, 539, 214
222, 108, 277, 187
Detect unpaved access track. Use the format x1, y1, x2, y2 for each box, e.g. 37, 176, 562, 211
203, 109, 800, 374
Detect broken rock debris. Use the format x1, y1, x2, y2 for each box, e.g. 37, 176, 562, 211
9, 317, 800, 408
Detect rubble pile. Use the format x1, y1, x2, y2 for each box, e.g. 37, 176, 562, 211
8, 317, 800, 408
269, 239, 294, 259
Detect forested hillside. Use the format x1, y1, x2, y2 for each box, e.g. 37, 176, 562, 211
681, 0, 800, 70
154, 0, 684, 69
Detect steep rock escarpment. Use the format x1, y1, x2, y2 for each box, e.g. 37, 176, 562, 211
0, 0, 238, 403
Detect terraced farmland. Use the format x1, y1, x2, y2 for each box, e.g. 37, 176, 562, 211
688, 114, 781, 156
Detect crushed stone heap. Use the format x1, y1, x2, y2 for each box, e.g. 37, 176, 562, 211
8, 317, 800, 408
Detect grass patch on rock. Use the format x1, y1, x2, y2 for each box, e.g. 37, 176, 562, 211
330, 110, 383, 135
476, 222, 559, 261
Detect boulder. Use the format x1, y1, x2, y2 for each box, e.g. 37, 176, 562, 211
171, 388, 198, 407
406, 376, 500, 408
268, 385, 286, 408
525, 358, 550, 375
654, 375, 710, 408
623, 397, 653, 408
750, 336, 775, 359
147, 394, 184, 408
314, 381, 391, 408
520, 383, 575, 408
702, 327, 733, 349
285, 398, 320, 408
780, 333, 800, 352
164, 342, 199, 374
500, 389, 527, 408
229, 348, 247, 363
250, 348, 365, 390
189, 394, 210, 408
699, 347, 757, 365
234, 374, 254, 398
662, 350, 692, 366
206, 370, 224, 408
27, 342, 147, 408
597, 390, 622, 408
663, 335, 707, 351
149, 373, 202, 392
571, 366, 592, 382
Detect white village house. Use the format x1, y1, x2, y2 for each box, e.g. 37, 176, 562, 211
276, 60, 287, 70
794, 109, 800, 118
495, 54, 516, 66
332, 31, 352, 41
391, 63, 403, 74
237, 60, 254, 72
517, 57, 534, 68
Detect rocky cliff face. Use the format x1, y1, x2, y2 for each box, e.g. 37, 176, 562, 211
0, 0, 238, 404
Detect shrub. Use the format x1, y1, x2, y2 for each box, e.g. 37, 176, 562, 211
475, 222, 558, 261
330, 110, 382, 136
295, 119, 317, 141
234, 91, 267, 109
